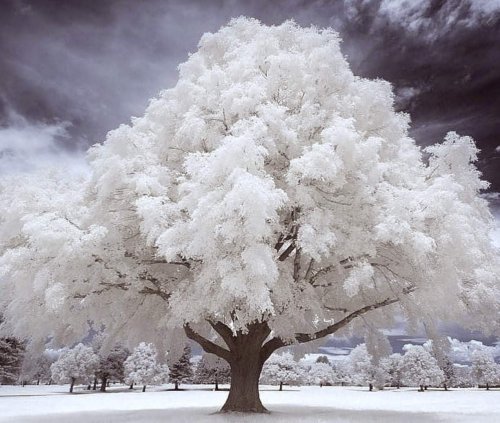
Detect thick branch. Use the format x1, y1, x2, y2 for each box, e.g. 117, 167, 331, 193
261, 295, 404, 361
184, 324, 232, 362
207, 320, 236, 351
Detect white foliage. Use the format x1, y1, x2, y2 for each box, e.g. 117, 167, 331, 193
260, 352, 304, 386
401, 345, 444, 388
124, 342, 168, 387
50, 343, 98, 385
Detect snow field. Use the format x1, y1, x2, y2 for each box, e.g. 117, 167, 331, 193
0, 384, 499, 422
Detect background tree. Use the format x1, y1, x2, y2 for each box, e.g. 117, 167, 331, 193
194, 353, 230, 390
1, 18, 499, 413
50, 344, 99, 393
380, 353, 404, 388
0, 337, 24, 385
260, 352, 303, 390
306, 362, 337, 387
315, 355, 330, 364
347, 344, 378, 390
124, 342, 166, 392
401, 345, 444, 391
169, 345, 193, 390
19, 349, 57, 385
470, 348, 499, 390
96, 345, 129, 392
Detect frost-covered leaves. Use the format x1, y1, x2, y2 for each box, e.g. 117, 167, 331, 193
0, 18, 498, 348
260, 352, 304, 386
50, 343, 98, 385
400, 345, 445, 388
124, 342, 168, 387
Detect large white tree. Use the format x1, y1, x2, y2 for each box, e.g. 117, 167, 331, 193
1, 18, 499, 412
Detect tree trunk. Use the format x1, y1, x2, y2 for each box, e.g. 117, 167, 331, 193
93, 377, 97, 391
369, 383, 373, 391
69, 377, 75, 393
215, 378, 219, 391
486, 383, 490, 391
221, 349, 266, 413
174, 381, 179, 390
142, 385, 146, 392
100, 377, 107, 392
444, 383, 448, 391
279, 381, 283, 391
129, 383, 134, 389
419, 385, 424, 392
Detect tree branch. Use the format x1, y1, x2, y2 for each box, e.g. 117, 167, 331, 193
261, 294, 408, 360
207, 320, 236, 351
184, 324, 232, 362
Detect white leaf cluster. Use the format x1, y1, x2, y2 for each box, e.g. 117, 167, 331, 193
50, 343, 98, 385
124, 342, 168, 387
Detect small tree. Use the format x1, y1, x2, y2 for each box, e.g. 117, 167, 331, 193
348, 344, 377, 390
124, 342, 166, 392
307, 362, 337, 387
0, 337, 24, 385
194, 353, 230, 390
380, 353, 404, 388
315, 355, 330, 364
260, 352, 303, 390
169, 345, 193, 390
50, 344, 99, 393
19, 350, 56, 385
470, 349, 499, 390
401, 345, 444, 391
96, 345, 129, 391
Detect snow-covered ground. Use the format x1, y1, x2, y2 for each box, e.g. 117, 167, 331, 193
0, 384, 499, 422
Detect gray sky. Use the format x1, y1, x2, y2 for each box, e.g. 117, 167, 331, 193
0, 0, 499, 189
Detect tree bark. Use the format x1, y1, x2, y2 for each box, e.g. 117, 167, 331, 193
221, 353, 266, 413
279, 381, 283, 391
142, 385, 146, 392
93, 377, 97, 390
69, 377, 75, 393
129, 383, 134, 389
174, 381, 179, 390
215, 378, 219, 391
100, 377, 107, 392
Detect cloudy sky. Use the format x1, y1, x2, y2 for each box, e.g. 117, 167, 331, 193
0, 0, 499, 188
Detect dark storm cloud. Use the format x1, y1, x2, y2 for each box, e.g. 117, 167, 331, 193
0, 0, 499, 188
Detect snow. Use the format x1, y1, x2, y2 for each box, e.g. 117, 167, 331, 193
0, 384, 499, 422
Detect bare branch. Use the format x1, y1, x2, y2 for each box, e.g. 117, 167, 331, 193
207, 320, 236, 351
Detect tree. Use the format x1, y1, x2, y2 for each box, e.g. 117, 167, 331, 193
260, 352, 303, 390
124, 342, 167, 392
50, 343, 99, 393
347, 344, 377, 390
19, 349, 57, 385
169, 345, 193, 390
306, 362, 337, 387
96, 345, 130, 391
470, 348, 499, 390
194, 353, 230, 390
1, 18, 499, 413
315, 355, 330, 364
0, 337, 24, 384
401, 345, 444, 391
380, 353, 404, 388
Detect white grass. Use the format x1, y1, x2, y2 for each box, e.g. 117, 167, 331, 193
0, 384, 499, 422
